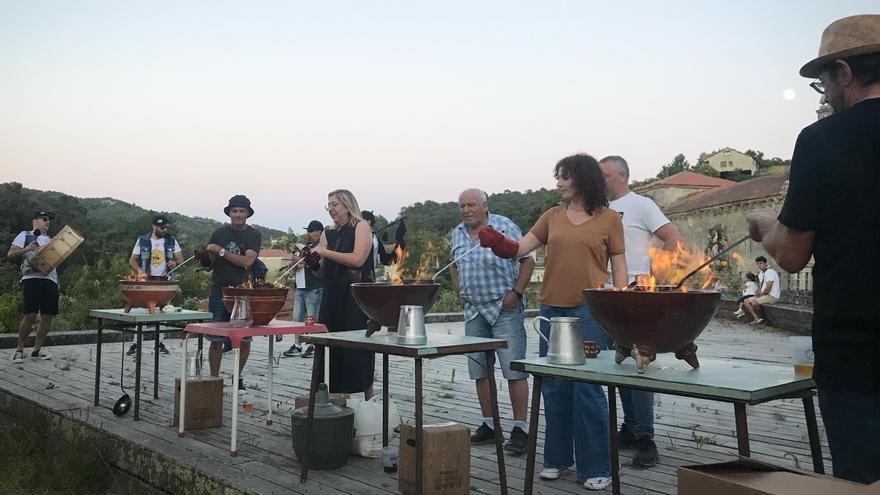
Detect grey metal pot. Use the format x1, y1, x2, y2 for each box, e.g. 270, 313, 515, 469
532, 316, 586, 365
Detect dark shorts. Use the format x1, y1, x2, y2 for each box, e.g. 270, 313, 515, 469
22, 278, 59, 315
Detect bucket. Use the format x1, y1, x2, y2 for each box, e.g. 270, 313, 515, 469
789, 336, 814, 376
291, 384, 354, 470
31, 225, 84, 275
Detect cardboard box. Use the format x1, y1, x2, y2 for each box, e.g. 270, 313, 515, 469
172, 377, 223, 429
678, 459, 878, 495
294, 393, 347, 409
399, 422, 470, 495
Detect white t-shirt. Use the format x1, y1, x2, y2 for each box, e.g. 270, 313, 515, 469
608, 191, 671, 282
131, 236, 182, 276
294, 264, 306, 289
742, 280, 758, 297
759, 267, 781, 298
13, 231, 59, 284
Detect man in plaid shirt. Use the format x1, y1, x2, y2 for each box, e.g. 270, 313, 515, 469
450, 188, 535, 454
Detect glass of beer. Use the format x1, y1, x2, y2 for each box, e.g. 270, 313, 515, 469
789, 336, 814, 376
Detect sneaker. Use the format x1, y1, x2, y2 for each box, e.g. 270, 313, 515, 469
31, 349, 51, 360
618, 423, 638, 449
539, 467, 570, 480
583, 477, 612, 490
238, 379, 247, 394
632, 437, 659, 467
126, 343, 138, 356
733, 309, 745, 318
301, 344, 315, 358
12, 351, 24, 364
750, 318, 765, 325
504, 427, 528, 454
470, 423, 495, 444
156, 342, 170, 355
283, 344, 302, 357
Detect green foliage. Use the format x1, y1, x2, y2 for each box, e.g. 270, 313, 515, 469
657, 153, 691, 178
0, 424, 110, 494
0, 290, 23, 334
690, 161, 720, 177
431, 289, 464, 313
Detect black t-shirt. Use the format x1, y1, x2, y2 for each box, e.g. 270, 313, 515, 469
778, 98, 880, 392
209, 225, 262, 293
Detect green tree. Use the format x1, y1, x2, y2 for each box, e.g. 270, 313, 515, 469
657, 153, 691, 178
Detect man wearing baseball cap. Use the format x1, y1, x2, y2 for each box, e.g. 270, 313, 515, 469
126, 213, 184, 355
283, 220, 324, 358
7, 210, 58, 363
747, 15, 880, 483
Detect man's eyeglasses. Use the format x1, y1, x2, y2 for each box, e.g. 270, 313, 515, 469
809, 80, 825, 95
37, 216, 51, 222
156, 225, 168, 230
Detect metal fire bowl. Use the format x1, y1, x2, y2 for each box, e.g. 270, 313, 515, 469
350, 281, 441, 329
119, 280, 180, 314
582, 288, 720, 370
222, 287, 290, 326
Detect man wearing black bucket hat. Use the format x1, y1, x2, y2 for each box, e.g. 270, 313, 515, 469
747, 14, 880, 484
125, 214, 184, 356
203, 195, 262, 393
7, 210, 59, 364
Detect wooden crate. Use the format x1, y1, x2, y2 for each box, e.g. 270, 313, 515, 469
172, 377, 223, 429
399, 422, 470, 495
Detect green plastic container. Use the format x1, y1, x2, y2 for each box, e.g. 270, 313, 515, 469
291, 384, 354, 470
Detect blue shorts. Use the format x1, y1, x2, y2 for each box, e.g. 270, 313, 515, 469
465, 306, 528, 381
206, 294, 252, 345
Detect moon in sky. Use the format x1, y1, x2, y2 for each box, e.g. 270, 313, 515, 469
783, 89, 796, 100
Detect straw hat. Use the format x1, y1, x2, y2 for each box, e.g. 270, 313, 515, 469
800, 14, 880, 78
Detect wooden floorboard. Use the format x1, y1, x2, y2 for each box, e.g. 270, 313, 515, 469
0, 317, 830, 494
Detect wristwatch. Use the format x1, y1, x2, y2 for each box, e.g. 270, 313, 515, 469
512, 288, 523, 298
218, 248, 226, 258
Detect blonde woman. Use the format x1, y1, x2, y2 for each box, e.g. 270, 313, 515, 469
310, 189, 376, 398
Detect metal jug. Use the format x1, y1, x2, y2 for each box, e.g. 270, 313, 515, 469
397, 305, 427, 345
532, 316, 585, 365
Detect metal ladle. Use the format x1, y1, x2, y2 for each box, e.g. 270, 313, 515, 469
671, 235, 751, 289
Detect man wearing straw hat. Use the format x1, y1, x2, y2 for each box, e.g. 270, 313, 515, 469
747, 14, 880, 484
7, 210, 58, 363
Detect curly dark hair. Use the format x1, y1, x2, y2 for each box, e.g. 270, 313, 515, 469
554, 153, 608, 215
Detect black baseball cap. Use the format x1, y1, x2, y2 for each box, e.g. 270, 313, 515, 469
153, 214, 170, 226
32, 210, 55, 220
305, 220, 324, 232
361, 210, 376, 223
755, 256, 768, 263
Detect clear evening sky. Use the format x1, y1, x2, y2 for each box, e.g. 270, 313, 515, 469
1, 1, 876, 231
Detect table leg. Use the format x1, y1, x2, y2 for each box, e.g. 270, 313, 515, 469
608, 385, 620, 495
197, 335, 203, 365
300, 344, 324, 483
153, 323, 160, 399
94, 318, 103, 406
415, 357, 424, 495
802, 395, 825, 474
523, 375, 542, 495
178, 334, 188, 437
134, 324, 143, 421
485, 351, 508, 495
230, 347, 241, 457
383, 353, 389, 448
734, 402, 750, 456
267, 336, 274, 425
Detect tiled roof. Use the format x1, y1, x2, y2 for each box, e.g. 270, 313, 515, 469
638, 171, 736, 189
259, 248, 293, 258
664, 172, 789, 215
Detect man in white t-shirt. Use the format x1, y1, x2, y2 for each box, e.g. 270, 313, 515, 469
283, 220, 324, 358
127, 214, 183, 355
743, 256, 781, 325
7, 210, 60, 363
600, 155, 686, 468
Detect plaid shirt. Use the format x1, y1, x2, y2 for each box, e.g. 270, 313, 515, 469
451, 213, 525, 325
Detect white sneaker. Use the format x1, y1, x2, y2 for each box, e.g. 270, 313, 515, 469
12, 351, 24, 364
31, 349, 52, 360
539, 467, 570, 480
583, 477, 612, 490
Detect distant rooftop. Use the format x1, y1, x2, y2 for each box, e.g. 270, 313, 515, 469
635, 171, 736, 191
664, 171, 789, 215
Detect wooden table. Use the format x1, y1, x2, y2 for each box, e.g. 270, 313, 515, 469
90, 308, 213, 420
510, 354, 824, 495
178, 321, 327, 456
298, 330, 510, 495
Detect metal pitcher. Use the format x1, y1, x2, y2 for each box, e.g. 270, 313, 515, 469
532, 316, 585, 365
397, 305, 427, 345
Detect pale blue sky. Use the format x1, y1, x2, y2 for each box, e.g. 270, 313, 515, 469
1, 1, 876, 230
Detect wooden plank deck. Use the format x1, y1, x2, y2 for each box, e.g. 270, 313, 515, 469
0, 318, 830, 494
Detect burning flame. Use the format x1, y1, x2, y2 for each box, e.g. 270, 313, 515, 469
630, 242, 716, 292
125, 272, 148, 282
384, 241, 434, 284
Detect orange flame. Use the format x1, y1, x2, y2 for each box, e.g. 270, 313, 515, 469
633, 242, 716, 292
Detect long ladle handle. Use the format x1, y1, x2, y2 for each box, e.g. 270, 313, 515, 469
432, 243, 483, 280
674, 235, 751, 289
273, 257, 307, 285
166, 255, 196, 277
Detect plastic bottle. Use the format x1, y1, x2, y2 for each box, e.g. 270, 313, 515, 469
382, 445, 399, 473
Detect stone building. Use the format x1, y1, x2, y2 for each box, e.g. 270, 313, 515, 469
634, 171, 736, 208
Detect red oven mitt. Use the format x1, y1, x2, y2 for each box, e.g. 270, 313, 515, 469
300, 247, 322, 271
478, 226, 519, 259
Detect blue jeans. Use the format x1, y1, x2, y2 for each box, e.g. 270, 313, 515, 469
464, 304, 528, 380
293, 288, 322, 322
538, 304, 610, 479
619, 388, 654, 438
818, 388, 880, 484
